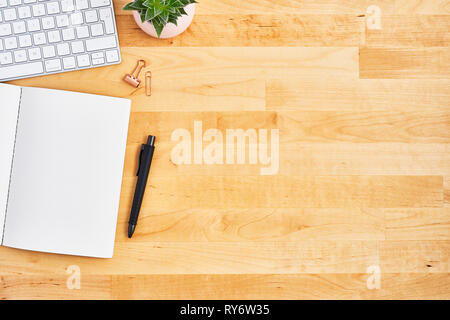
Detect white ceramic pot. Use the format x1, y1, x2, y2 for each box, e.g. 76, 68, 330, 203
133, 4, 196, 39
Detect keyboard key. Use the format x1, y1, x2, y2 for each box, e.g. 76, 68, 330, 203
70, 11, 83, 25
4, 36, 17, 49
84, 9, 97, 23
42, 16, 55, 29
56, 14, 69, 27
46, 1, 60, 14
13, 49, 27, 62
0, 39, 3, 50
56, 42, 70, 55
12, 20, 26, 33
71, 40, 83, 53
0, 0, 7, 7
60, 0, 74, 12
76, 54, 89, 67
17, 6, 31, 18
0, 23, 12, 36
61, 27, 75, 41
90, 0, 109, 8
32, 3, 45, 16
27, 18, 40, 31
92, 57, 104, 65
18, 34, 32, 47
33, 32, 46, 45
47, 30, 60, 43
42, 45, 55, 57
24, 0, 37, 3
3, 8, 17, 21
9, 0, 22, 5
85, 35, 115, 51
75, 0, 88, 9
45, 58, 61, 72
0, 61, 43, 79
99, 8, 114, 34
91, 51, 103, 59
75, 25, 89, 38
28, 47, 41, 60
62, 56, 75, 69
0, 52, 13, 64
90, 23, 103, 36
105, 49, 118, 62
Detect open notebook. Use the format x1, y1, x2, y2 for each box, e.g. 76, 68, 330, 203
0, 84, 131, 258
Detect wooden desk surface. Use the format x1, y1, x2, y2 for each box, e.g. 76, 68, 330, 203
1, 0, 449, 299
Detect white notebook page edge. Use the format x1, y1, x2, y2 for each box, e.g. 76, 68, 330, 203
2, 87, 130, 258
0, 84, 21, 243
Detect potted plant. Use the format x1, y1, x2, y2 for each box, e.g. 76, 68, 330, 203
124, 0, 197, 39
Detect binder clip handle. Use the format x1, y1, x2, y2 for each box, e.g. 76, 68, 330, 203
123, 59, 146, 88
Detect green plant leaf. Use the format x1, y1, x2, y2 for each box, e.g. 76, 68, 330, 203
152, 19, 165, 37
123, 0, 146, 10
145, 6, 161, 20
159, 10, 169, 23
140, 10, 146, 22
168, 15, 178, 25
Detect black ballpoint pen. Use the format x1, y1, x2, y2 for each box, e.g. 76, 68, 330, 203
128, 135, 156, 238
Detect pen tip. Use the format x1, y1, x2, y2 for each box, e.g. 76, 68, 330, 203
128, 224, 136, 238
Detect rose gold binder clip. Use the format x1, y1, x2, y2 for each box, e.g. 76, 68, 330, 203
123, 59, 146, 88
145, 71, 152, 96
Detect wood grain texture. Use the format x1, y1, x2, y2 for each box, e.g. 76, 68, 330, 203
360, 47, 450, 79
267, 78, 450, 111
0, 240, 448, 275
1, 0, 449, 299
1, 273, 449, 300
116, 14, 365, 47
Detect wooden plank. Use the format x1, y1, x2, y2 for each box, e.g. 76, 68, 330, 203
111, 208, 450, 242
119, 47, 358, 81
384, 208, 450, 240
217, 110, 450, 143
445, 177, 450, 207
0, 275, 112, 300
115, 14, 450, 48
113, 273, 450, 300
365, 15, 450, 47
116, 14, 363, 47
124, 142, 450, 176
359, 47, 450, 79
0, 241, 447, 275
380, 240, 449, 273
1, 273, 449, 300
266, 78, 450, 111
113, 208, 386, 242
126, 111, 450, 143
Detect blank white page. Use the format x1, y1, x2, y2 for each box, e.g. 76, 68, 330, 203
0, 84, 21, 241
2, 87, 130, 258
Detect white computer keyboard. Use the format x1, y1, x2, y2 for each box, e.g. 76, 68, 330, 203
0, 0, 121, 81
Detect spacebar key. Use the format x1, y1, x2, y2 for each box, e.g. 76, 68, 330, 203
0, 62, 44, 80
85, 36, 117, 51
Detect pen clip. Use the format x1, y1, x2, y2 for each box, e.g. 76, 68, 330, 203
136, 144, 145, 176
